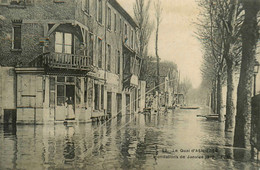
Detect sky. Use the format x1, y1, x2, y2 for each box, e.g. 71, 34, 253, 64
117, 0, 203, 88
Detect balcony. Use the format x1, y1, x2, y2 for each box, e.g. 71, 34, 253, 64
29, 52, 94, 72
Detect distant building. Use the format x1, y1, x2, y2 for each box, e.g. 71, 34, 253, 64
141, 58, 178, 108
0, 0, 145, 124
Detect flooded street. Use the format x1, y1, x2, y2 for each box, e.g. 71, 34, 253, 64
0, 107, 259, 170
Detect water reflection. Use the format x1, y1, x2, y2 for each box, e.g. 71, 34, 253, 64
0, 108, 259, 169
63, 126, 75, 164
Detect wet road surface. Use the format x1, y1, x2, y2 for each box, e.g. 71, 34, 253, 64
0, 107, 259, 170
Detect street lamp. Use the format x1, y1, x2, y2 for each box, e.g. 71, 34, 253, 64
253, 60, 259, 96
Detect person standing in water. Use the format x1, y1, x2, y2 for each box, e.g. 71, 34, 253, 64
66, 97, 75, 120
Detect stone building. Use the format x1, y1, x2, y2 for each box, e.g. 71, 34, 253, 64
0, 0, 145, 124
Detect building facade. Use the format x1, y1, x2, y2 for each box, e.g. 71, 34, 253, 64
0, 0, 144, 124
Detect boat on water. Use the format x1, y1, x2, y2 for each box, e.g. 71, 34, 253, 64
205, 114, 219, 120
197, 114, 223, 121
180, 106, 200, 110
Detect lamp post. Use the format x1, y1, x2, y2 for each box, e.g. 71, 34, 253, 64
253, 59, 259, 96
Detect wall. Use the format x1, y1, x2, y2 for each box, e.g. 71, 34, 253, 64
0, 66, 16, 123
16, 69, 44, 124
0, 0, 76, 67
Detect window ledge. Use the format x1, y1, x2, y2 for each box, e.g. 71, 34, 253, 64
11, 49, 22, 52
8, 4, 26, 9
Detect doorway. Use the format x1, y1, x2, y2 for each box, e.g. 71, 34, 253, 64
56, 84, 75, 121
117, 94, 122, 115
66, 85, 75, 105
126, 94, 130, 114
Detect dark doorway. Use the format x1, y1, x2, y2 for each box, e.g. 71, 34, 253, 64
117, 93, 122, 115
126, 94, 130, 114
66, 85, 75, 105
4, 109, 17, 125
107, 92, 112, 115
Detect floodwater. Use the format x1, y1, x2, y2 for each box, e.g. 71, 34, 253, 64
0, 107, 259, 170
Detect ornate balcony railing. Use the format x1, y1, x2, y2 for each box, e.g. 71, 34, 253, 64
29, 52, 93, 71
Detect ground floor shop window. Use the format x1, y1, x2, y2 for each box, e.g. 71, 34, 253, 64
107, 92, 112, 114
57, 85, 65, 106
76, 78, 81, 104
126, 94, 130, 114
94, 83, 104, 110
49, 76, 81, 107
101, 85, 104, 110
49, 77, 55, 106
117, 93, 122, 115
94, 84, 99, 110
84, 78, 88, 104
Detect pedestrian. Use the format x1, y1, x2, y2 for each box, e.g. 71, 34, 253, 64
66, 97, 75, 120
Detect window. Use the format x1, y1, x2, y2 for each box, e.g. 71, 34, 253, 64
119, 18, 122, 33
83, 0, 89, 14
66, 77, 75, 82
131, 30, 134, 48
76, 77, 81, 104
55, 32, 73, 54
124, 23, 128, 43
101, 85, 104, 110
98, 38, 102, 68
94, 84, 99, 110
49, 77, 55, 106
117, 50, 120, 74
107, 7, 111, 30
114, 13, 117, 32
98, 0, 102, 23
89, 33, 94, 65
107, 92, 112, 114
83, 32, 88, 57
84, 78, 87, 104
12, 24, 21, 50
116, 93, 122, 114
107, 44, 111, 71
57, 85, 65, 106
57, 76, 65, 82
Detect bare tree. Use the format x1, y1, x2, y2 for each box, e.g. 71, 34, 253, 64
234, 0, 260, 149
196, 0, 227, 120
134, 0, 154, 83
212, 0, 243, 131
134, 0, 153, 58
154, 0, 162, 91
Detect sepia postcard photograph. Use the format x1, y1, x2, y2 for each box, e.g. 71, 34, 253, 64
0, 0, 260, 169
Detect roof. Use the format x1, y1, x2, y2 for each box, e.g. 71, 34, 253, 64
108, 0, 138, 29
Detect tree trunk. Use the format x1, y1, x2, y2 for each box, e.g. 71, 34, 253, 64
225, 59, 235, 131
217, 73, 224, 121
155, 22, 160, 92
211, 91, 214, 112
211, 82, 217, 114
234, 2, 259, 148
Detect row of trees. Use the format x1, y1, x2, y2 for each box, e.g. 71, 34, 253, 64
133, 0, 163, 91
198, 0, 260, 148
